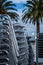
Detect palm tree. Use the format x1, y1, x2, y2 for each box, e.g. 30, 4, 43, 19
0, 0, 19, 21
22, 0, 43, 34
22, 0, 43, 65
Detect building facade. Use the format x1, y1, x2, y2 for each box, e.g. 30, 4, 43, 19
38, 33, 43, 65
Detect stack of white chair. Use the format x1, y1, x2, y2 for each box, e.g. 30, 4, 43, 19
13, 22, 29, 65
0, 14, 19, 65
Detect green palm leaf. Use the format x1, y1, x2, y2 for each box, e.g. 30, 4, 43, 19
22, 0, 43, 23
5, 7, 17, 11
1, 0, 6, 5
2, 1, 16, 7
2, 1, 12, 6
7, 12, 19, 21
3, 3, 16, 7
0, 0, 19, 21
22, 0, 43, 33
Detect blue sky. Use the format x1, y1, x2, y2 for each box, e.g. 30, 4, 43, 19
15, 3, 25, 9
9, 0, 26, 9
9, 0, 27, 3
9, 0, 43, 36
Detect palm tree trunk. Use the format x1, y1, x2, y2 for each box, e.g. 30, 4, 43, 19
36, 20, 40, 65
37, 21, 40, 35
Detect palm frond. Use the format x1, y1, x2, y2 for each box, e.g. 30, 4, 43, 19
4, 3, 16, 7
22, 12, 31, 23
24, 4, 33, 8
7, 12, 19, 21
27, 1, 35, 6
22, 0, 43, 24
5, 7, 17, 11
0, 0, 19, 20
22, 8, 27, 13
1, 0, 7, 5
3, 1, 16, 7
2, 1, 12, 6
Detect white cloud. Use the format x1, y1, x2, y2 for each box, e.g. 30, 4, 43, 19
9, 0, 27, 3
